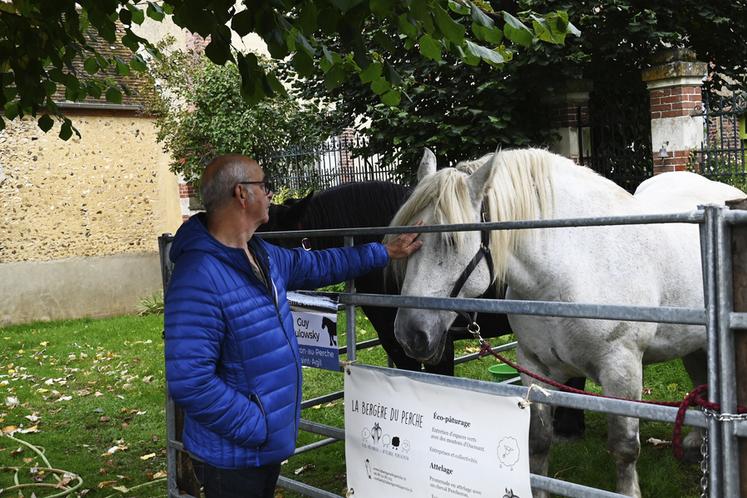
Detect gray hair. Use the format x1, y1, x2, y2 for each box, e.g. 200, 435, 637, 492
200, 156, 251, 212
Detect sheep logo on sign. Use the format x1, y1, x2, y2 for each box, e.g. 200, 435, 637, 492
497, 436, 520, 470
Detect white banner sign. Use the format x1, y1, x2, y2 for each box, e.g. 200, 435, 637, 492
345, 365, 532, 498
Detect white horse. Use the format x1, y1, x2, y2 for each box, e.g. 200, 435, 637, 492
389, 148, 744, 497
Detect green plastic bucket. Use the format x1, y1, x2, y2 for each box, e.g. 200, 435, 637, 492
488, 363, 519, 383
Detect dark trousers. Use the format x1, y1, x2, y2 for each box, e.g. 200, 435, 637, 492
192, 459, 281, 498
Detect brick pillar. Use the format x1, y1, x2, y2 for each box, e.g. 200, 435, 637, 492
338, 127, 356, 183
642, 48, 707, 175
178, 176, 201, 223
545, 79, 592, 164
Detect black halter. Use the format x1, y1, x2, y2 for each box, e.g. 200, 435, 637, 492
448, 204, 496, 337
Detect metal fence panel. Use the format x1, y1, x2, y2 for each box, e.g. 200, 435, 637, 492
160, 206, 746, 497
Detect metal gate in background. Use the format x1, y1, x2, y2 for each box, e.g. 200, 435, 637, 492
587, 71, 654, 192
159, 203, 747, 497
266, 133, 400, 192
692, 92, 747, 182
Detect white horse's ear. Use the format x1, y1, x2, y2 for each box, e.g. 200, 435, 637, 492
466, 152, 497, 206
417, 148, 437, 182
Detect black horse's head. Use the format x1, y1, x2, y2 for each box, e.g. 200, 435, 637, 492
258, 190, 314, 248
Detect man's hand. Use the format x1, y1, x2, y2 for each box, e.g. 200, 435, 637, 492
385, 221, 423, 260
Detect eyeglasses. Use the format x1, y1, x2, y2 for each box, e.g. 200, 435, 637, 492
238, 179, 274, 195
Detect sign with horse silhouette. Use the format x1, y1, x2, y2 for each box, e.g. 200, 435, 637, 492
288, 291, 340, 371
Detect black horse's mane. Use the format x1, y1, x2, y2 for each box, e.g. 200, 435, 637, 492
260, 181, 412, 249
303, 181, 411, 233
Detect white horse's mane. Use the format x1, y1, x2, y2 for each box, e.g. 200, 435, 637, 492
389, 148, 581, 287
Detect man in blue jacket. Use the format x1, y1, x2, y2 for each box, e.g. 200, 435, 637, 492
164, 154, 421, 498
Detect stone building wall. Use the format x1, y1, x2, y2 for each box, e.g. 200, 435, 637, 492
0, 113, 182, 324
0, 114, 181, 262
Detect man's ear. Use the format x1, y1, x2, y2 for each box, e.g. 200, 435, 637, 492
235, 183, 252, 204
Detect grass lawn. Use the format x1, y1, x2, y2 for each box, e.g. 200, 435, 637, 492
0, 312, 701, 497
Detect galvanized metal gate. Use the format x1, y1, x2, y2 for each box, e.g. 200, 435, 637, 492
159, 203, 747, 497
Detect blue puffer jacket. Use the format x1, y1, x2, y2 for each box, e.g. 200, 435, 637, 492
164, 214, 389, 469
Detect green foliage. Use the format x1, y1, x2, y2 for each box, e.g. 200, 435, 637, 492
272, 185, 314, 205
284, 1, 747, 181
0, 1, 575, 138
137, 291, 164, 316
282, 10, 572, 181
149, 43, 333, 185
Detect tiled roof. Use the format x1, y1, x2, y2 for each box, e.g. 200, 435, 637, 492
52, 23, 156, 112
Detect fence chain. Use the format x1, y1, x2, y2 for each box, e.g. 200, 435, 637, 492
699, 428, 709, 498
697, 409, 747, 497
702, 408, 747, 422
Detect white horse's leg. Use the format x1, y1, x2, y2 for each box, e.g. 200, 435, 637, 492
599, 354, 643, 498
518, 348, 554, 498
681, 349, 707, 461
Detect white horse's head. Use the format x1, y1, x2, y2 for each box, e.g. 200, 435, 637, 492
390, 147, 555, 364
390, 149, 495, 364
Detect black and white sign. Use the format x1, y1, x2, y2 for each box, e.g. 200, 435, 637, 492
345, 365, 532, 498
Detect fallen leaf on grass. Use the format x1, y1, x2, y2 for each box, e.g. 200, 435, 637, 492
10, 447, 23, 456
152, 470, 167, 479
99, 416, 110, 423
97, 480, 118, 489
24, 413, 40, 423
56, 472, 76, 488
5, 396, 19, 408
18, 425, 39, 434
646, 437, 671, 448
101, 440, 128, 456
140, 453, 156, 460
112, 485, 129, 493
293, 463, 315, 475
2, 425, 18, 434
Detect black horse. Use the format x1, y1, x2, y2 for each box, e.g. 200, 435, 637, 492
259, 181, 585, 437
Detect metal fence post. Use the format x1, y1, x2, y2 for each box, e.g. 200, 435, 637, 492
344, 235, 357, 362
158, 235, 201, 498
715, 206, 740, 497
701, 207, 723, 497
726, 199, 747, 496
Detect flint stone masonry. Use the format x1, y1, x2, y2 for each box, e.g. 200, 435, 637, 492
0, 115, 182, 324
0, 116, 181, 263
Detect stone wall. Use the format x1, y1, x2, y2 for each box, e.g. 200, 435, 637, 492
0, 113, 182, 324
0, 114, 181, 262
